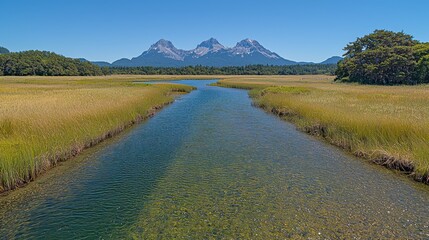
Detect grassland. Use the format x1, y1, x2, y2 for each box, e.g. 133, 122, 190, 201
214, 75, 429, 184
0, 75, 195, 193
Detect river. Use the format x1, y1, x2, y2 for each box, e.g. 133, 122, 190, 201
0, 80, 428, 239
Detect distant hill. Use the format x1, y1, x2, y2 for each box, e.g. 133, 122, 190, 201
78, 58, 111, 67
320, 56, 343, 64
93, 38, 340, 67
0, 47, 9, 54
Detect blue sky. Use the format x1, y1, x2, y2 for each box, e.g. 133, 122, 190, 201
1, 0, 428, 63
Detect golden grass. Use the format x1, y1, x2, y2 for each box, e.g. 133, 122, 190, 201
215, 75, 429, 183
0, 76, 194, 192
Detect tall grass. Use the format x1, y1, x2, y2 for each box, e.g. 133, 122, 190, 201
0, 77, 194, 192
216, 75, 429, 183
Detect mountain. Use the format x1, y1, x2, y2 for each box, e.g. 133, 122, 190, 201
320, 56, 343, 64
94, 39, 341, 67
111, 39, 188, 67
190, 38, 226, 57
109, 38, 298, 67
230, 39, 281, 59
0, 47, 10, 54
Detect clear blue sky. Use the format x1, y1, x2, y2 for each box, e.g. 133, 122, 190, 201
1, 0, 428, 63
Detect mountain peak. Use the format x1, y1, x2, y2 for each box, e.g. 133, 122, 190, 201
236, 38, 261, 48
243, 38, 256, 43
145, 39, 185, 61
232, 39, 279, 59
193, 38, 226, 56
197, 38, 223, 48
150, 39, 175, 50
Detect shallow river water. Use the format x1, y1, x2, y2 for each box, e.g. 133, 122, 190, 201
1, 80, 429, 239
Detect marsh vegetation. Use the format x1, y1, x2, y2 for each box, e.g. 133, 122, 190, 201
0, 76, 194, 192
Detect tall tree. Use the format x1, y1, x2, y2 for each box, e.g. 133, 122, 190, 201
336, 30, 420, 85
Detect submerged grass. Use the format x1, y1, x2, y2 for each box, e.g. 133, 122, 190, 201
0, 76, 194, 193
215, 75, 429, 184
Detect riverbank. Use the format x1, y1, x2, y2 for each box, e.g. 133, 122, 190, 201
214, 76, 429, 184
0, 76, 194, 193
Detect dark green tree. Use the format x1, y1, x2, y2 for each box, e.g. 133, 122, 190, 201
336, 30, 420, 85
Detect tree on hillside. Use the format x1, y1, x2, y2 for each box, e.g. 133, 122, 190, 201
336, 30, 421, 85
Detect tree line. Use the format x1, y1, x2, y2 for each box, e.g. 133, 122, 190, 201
336, 30, 429, 85
106, 64, 337, 75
